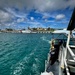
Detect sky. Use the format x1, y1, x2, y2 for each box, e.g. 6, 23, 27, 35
0, 0, 75, 29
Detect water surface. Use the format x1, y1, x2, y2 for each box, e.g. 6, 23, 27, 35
0, 33, 52, 75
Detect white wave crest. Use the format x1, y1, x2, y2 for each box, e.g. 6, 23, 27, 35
11, 56, 30, 75
11, 62, 24, 75
31, 63, 40, 75
41, 36, 50, 44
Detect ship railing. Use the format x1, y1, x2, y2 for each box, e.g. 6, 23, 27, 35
44, 31, 75, 74
67, 45, 75, 60
66, 31, 75, 61
63, 45, 75, 75
63, 31, 75, 75
59, 44, 70, 75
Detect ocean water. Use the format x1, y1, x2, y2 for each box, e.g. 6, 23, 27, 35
0, 33, 53, 75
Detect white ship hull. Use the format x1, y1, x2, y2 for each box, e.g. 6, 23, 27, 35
21, 30, 31, 33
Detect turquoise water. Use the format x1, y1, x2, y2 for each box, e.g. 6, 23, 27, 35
0, 33, 52, 75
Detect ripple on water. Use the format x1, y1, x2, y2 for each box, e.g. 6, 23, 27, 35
10, 55, 30, 75
0, 33, 52, 75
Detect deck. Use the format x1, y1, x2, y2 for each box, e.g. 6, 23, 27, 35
46, 61, 60, 75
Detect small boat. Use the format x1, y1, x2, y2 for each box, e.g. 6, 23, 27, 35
41, 8, 75, 75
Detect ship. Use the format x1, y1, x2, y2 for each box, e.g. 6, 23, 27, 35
21, 30, 31, 33
41, 8, 75, 75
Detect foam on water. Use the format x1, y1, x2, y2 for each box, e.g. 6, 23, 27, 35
11, 56, 30, 75
11, 56, 39, 75
41, 72, 54, 75
11, 62, 24, 75
0, 33, 52, 75
31, 63, 40, 75
41, 36, 51, 44
11, 49, 38, 75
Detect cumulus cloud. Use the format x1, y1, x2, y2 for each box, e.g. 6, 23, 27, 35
30, 17, 34, 21
17, 18, 25, 23
0, 0, 75, 29
55, 14, 65, 20
0, 10, 14, 23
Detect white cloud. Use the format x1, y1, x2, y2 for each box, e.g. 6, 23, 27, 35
0, 0, 75, 12
5, 8, 28, 18
0, 9, 16, 29
55, 14, 65, 20
30, 17, 34, 21
42, 13, 50, 19
0, 0, 74, 29
26, 21, 45, 28
0, 10, 14, 22
17, 18, 25, 23
45, 20, 55, 23
34, 0, 75, 12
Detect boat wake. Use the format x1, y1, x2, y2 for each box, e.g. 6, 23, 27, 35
31, 63, 40, 75
11, 62, 24, 75
10, 56, 30, 75
10, 42, 41, 75
0, 33, 51, 75
11, 56, 41, 75
41, 36, 51, 44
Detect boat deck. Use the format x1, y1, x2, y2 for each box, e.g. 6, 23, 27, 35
46, 61, 60, 75
46, 47, 75, 75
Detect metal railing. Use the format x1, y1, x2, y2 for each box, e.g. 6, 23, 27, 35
42, 31, 75, 75
63, 31, 75, 75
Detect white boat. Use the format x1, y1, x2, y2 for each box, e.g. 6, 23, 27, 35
41, 8, 75, 75
53, 30, 69, 34
21, 30, 31, 33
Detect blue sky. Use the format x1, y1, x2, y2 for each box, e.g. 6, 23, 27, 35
0, 0, 75, 29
